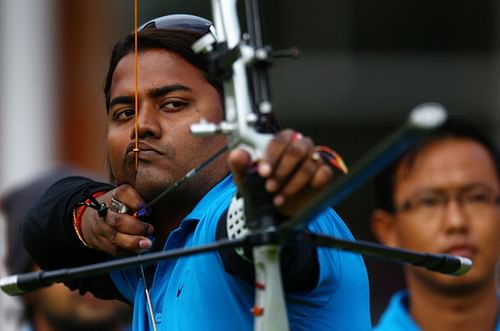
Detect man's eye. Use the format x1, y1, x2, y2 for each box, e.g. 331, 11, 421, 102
465, 192, 492, 204
113, 108, 135, 120
416, 196, 442, 208
160, 101, 187, 111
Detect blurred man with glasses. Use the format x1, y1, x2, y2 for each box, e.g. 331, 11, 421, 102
371, 114, 500, 331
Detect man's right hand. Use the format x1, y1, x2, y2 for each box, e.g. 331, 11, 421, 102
80, 184, 154, 256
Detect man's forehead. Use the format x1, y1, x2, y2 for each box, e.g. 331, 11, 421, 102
110, 50, 202, 93
114, 49, 189, 76
394, 137, 499, 193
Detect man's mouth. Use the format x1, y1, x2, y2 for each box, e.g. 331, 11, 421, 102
126, 141, 163, 154
444, 244, 477, 259
126, 142, 165, 163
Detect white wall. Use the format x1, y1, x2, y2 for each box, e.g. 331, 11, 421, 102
0, 0, 58, 194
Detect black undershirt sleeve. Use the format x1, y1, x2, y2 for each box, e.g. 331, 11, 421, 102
216, 209, 320, 293
20, 176, 126, 301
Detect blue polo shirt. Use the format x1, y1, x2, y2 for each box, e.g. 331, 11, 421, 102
375, 290, 500, 330
111, 176, 370, 330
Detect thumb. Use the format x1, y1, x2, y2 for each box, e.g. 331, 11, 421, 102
228, 148, 252, 186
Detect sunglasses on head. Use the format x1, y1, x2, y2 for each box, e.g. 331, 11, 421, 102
139, 14, 217, 37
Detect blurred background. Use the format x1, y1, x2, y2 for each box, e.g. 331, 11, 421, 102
1, 0, 499, 324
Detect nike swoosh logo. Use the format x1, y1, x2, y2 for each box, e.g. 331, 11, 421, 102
177, 283, 184, 297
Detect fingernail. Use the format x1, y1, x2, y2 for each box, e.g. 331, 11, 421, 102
266, 179, 278, 192
259, 162, 271, 177
292, 132, 303, 141
274, 195, 284, 206
139, 239, 152, 250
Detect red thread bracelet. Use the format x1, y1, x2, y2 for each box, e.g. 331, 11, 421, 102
72, 191, 106, 248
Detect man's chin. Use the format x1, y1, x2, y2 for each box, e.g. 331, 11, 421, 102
414, 268, 487, 296
134, 177, 172, 202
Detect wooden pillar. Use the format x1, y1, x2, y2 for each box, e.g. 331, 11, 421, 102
57, 0, 129, 176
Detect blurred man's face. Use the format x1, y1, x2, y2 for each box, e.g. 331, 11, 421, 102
380, 138, 500, 292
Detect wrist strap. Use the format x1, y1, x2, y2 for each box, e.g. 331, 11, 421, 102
315, 145, 348, 174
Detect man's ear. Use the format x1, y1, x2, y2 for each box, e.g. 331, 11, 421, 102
370, 209, 399, 247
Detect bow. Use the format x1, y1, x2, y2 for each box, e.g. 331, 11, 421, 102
0, 2, 473, 331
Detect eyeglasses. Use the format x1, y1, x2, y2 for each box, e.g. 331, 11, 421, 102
395, 185, 500, 220
139, 14, 217, 37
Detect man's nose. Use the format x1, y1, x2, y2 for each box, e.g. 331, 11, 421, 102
442, 197, 469, 233
130, 105, 161, 139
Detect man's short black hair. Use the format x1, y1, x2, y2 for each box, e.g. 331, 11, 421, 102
373, 113, 500, 212
102, 28, 281, 133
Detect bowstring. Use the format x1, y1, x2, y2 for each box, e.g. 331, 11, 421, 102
133, 2, 157, 330
133, 0, 140, 168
